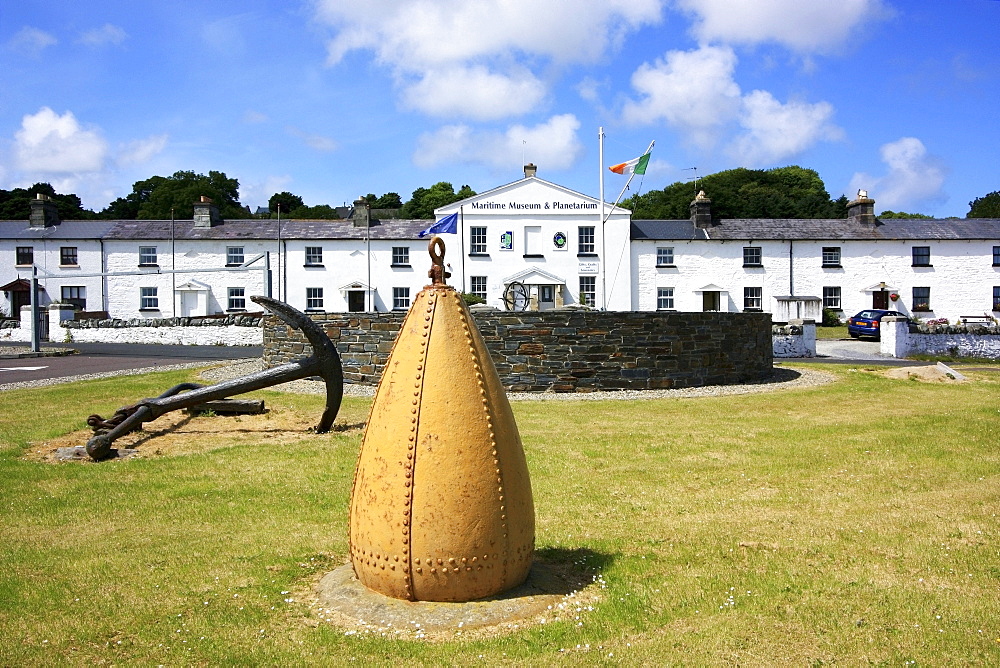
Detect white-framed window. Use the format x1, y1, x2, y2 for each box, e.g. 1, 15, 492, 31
393, 287, 411, 310
60, 246, 78, 266
306, 287, 324, 310
227, 246, 245, 266
470, 276, 487, 299
470, 227, 487, 254
579, 276, 596, 307
578, 226, 595, 254
305, 246, 323, 266
228, 287, 246, 311
524, 225, 543, 256
15, 246, 33, 266
139, 246, 157, 266
743, 246, 762, 267
912, 286, 931, 311
656, 247, 674, 266
61, 286, 86, 309
823, 286, 841, 309
391, 246, 410, 266
140, 286, 158, 309
822, 246, 841, 267
743, 286, 763, 311
657, 287, 674, 310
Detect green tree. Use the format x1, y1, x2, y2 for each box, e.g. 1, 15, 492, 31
0, 183, 96, 220
399, 182, 476, 219
879, 210, 934, 219
269, 191, 304, 214
968, 191, 1000, 218
373, 192, 402, 209
623, 165, 847, 220
287, 204, 340, 219
102, 170, 245, 220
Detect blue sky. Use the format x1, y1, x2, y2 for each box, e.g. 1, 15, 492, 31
1, 0, 998, 217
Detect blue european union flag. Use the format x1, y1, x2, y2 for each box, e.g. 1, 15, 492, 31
418, 213, 458, 237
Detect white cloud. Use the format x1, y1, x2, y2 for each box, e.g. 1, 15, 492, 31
6, 26, 57, 56
287, 127, 338, 152
14, 107, 108, 174
78, 23, 128, 47
730, 90, 842, 166
849, 137, 947, 211
674, 0, 892, 53
621, 45, 742, 149
117, 134, 169, 166
401, 66, 546, 120
243, 110, 269, 124
241, 175, 294, 210
414, 114, 583, 171
313, 0, 665, 120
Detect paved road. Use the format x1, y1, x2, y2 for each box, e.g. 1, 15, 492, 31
810, 338, 925, 366
0, 342, 261, 385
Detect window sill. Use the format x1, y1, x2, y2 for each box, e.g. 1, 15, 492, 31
468, 253, 490, 258
225, 263, 244, 267
390, 264, 411, 268
60, 264, 80, 268
911, 308, 933, 312
822, 264, 842, 269
743, 264, 764, 268
655, 264, 676, 268
656, 308, 677, 312
304, 264, 325, 268
139, 308, 160, 312
578, 252, 598, 257
138, 264, 159, 268
911, 264, 933, 268
227, 309, 247, 313
305, 308, 325, 313
744, 308, 763, 312
522, 254, 544, 259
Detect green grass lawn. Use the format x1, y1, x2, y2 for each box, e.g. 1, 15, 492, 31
815, 324, 848, 339
1, 364, 998, 665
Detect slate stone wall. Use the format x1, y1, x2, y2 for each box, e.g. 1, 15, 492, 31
263, 309, 773, 392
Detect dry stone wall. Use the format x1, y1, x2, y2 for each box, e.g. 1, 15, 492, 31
264, 309, 773, 392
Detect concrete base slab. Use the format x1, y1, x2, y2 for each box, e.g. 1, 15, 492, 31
315, 561, 596, 637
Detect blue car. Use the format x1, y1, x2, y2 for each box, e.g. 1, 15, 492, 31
846, 309, 908, 339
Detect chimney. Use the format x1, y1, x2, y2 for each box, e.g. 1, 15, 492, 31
523, 163, 537, 178
690, 190, 713, 228
193, 195, 222, 227
847, 189, 877, 226
29, 193, 59, 228
352, 196, 371, 228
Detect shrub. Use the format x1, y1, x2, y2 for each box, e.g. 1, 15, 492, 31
821, 308, 841, 327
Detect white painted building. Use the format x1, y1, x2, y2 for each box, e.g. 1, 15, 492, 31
3, 171, 1000, 328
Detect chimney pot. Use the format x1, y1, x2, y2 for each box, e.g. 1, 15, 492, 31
193, 196, 222, 227
847, 191, 877, 226
690, 191, 713, 228
29, 194, 59, 227
523, 163, 537, 178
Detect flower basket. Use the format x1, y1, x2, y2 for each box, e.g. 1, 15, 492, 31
889, 293, 899, 301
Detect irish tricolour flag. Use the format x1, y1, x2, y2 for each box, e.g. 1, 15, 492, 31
609, 152, 651, 175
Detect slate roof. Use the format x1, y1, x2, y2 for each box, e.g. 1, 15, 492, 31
631, 218, 1000, 241
0, 220, 117, 240
100, 217, 433, 241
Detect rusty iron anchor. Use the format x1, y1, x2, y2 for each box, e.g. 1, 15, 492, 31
85, 295, 343, 461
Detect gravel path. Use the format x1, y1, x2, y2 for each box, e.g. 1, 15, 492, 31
198, 359, 835, 401
0, 355, 835, 399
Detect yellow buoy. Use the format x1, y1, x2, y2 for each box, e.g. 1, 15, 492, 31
348, 237, 535, 602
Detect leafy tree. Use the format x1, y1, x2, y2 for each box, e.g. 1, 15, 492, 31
0, 183, 96, 220
879, 210, 934, 219
101, 170, 245, 220
968, 191, 1000, 218
400, 182, 477, 219
287, 204, 340, 219
623, 165, 847, 220
373, 192, 402, 209
269, 191, 304, 215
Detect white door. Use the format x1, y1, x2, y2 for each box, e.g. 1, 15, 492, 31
180, 291, 199, 316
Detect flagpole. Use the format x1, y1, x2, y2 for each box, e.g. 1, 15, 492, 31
599, 126, 605, 310
459, 206, 465, 291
